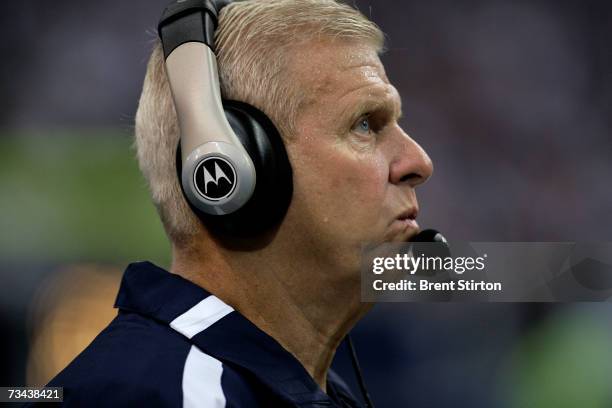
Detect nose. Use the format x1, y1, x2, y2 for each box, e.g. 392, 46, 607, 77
388, 126, 433, 187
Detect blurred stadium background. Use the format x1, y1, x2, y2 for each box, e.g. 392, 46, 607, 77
1, 0, 611, 407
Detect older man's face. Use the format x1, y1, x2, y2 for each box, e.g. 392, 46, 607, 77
282, 40, 433, 274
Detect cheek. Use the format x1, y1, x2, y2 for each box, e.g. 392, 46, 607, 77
288, 137, 389, 230
329, 154, 387, 210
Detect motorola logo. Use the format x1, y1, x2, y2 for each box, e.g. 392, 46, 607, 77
194, 157, 237, 201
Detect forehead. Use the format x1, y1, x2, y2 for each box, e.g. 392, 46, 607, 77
290, 40, 394, 106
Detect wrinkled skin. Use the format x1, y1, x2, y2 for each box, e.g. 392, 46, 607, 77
278, 39, 434, 279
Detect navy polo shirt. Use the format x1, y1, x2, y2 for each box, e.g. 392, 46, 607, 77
42, 262, 363, 407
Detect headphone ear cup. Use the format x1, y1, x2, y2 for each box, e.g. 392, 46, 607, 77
189, 100, 293, 237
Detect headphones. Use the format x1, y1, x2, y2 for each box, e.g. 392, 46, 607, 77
158, 0, 293, 237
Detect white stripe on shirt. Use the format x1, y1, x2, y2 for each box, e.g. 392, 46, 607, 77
182, 345, 226, 408
170, 295, 234, 339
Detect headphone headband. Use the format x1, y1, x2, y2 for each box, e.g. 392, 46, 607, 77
158, 0, 218, 57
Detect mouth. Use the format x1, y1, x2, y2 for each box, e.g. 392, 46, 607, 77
388, 207, 420, 240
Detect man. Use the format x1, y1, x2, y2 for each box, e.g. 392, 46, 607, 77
44, 0, 433, 406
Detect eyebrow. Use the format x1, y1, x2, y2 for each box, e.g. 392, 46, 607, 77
341, 92, 403, 125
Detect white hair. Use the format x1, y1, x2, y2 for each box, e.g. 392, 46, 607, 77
134, 0, 384, 247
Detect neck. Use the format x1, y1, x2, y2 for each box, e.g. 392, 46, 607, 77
171, 234, 370, 391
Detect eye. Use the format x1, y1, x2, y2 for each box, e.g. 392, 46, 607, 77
352, 115, 372, 135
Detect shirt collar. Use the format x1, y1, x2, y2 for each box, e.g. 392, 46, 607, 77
114, 261, 359, 407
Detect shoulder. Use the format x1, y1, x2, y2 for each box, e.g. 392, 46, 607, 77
46, 311, 266, 407
47, 311, 188, 406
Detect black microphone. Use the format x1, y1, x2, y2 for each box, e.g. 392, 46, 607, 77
410, 228, 448, 244
409, 228, 451, 259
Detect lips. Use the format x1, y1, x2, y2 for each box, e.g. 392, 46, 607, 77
396, 207, 418, 222
388, 206, 420, 240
